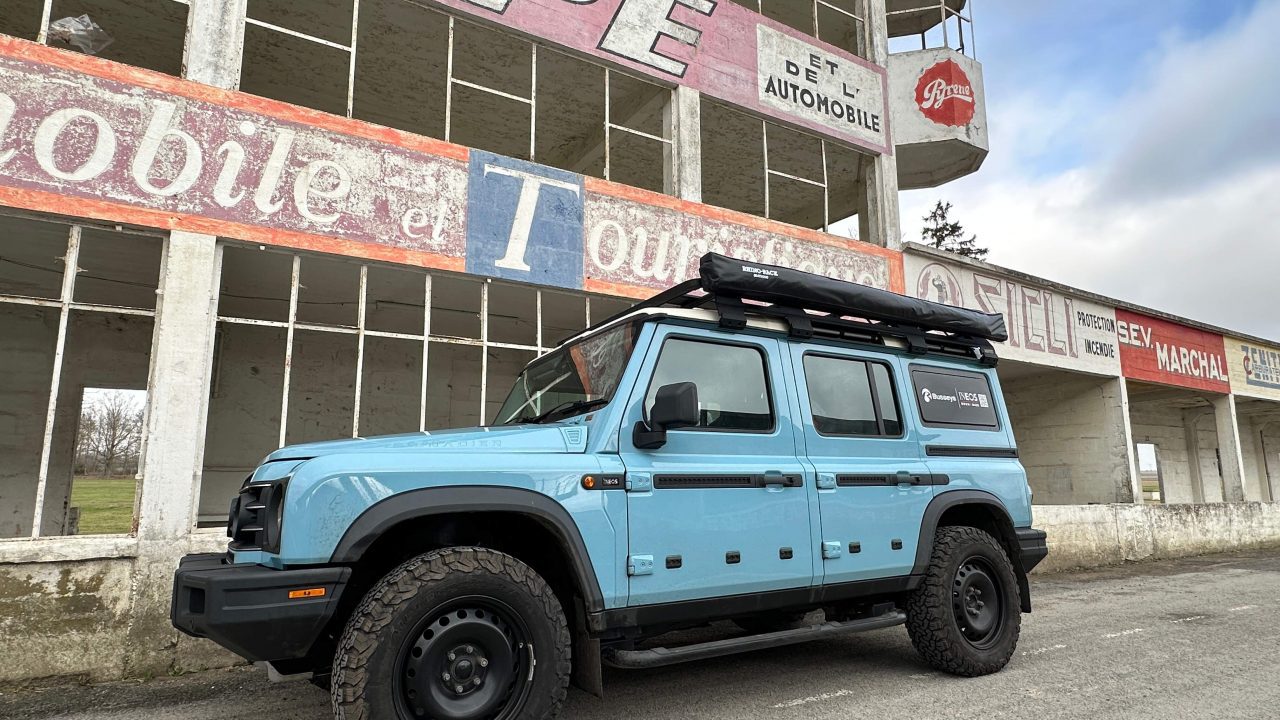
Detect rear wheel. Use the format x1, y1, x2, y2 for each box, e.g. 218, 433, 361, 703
905, 526, 1021, 676
332, 547, 571, 720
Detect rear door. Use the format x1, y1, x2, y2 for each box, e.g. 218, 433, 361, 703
789, 344, 935, 585
619, 327, 815, 606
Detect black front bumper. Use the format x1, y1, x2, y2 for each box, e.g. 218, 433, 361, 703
171, 553, 350, 663
1015, 527, 1049, 573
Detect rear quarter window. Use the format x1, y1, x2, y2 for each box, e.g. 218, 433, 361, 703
910, 366, 1000, 430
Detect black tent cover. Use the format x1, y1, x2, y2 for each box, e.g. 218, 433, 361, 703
698, 252, 1008, 342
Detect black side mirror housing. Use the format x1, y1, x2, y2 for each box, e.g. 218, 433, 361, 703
633, 382, 699, 449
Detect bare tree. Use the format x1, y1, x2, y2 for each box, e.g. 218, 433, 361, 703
922, 201, 988, 260
76, 390, 144, 476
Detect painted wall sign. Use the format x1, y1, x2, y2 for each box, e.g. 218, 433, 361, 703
0, 38, 900, 300
431, 0, 891, 155
582, 182, 896, 295
0, 39, 470, 270
1115, 309, 1230, 393
914, 58, 975, 127
888, 48, 988, 190
465, 150, 584, 289
904, 251, 1121, 375
1226, 337, 1280, 401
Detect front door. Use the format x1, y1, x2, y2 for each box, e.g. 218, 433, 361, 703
620, 328, 815, 606
789, 345, 934, 585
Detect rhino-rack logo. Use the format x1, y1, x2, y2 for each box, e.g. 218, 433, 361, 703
742, 265, 780, 279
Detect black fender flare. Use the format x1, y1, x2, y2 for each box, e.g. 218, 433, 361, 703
912, 489, 1032, 613
329, 485, 605, 613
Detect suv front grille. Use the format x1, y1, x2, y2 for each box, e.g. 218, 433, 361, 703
227, 479, 286, 553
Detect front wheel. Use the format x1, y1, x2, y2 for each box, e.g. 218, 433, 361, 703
905, 526, 1021, 676
332, 547, 571, 720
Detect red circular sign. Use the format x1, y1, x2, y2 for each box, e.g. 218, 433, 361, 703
915, 59, 976, 127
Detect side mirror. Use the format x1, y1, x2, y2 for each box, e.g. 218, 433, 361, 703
634, 382, 699, 449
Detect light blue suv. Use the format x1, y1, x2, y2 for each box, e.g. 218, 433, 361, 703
173, 253, 1047, 720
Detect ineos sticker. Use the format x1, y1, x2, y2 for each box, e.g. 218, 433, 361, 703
912, 368, 998, 429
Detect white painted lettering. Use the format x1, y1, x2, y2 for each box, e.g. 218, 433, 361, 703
130, 100, 203, 197
0, 93, 15, 166
33, 107, 117, 182
292, 159, 352, 224
483, 164, 581, 272
254, 127, 295, 215
588, 219, 628, 272
598, 0, 716, 76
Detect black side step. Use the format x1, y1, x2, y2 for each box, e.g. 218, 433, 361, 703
600, 611, 907, 670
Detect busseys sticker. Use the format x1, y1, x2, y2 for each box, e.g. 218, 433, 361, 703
913, 368, 998, 428
1116, 310, 1230, 392
914, 58, 974, 127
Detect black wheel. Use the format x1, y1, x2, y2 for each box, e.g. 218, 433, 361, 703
332, 547, 571, 720
905, 526, 1021, 676
732, 611, 809, 634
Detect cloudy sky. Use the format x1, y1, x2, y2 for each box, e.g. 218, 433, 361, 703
896, 0, 1280, 340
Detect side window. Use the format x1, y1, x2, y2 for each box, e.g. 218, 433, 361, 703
911, 366, 1000, 430
802, 354, 902, 437
646, 338, 773, 432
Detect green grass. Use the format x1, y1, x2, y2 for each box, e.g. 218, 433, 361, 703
70, 476, 137, 535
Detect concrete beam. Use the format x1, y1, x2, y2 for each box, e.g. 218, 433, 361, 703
1113, 378, 1141, 504
1182, 408, 1210, 504
1213, 394, 1248, 503
182, 0, 247, 89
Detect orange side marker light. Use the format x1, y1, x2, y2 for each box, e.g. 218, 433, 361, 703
289, 587, 326, 600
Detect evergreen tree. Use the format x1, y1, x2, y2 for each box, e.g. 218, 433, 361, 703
921, 201, 988, 260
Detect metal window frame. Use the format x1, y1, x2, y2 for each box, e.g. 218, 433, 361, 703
37, 0, 193, 45
745, 0, 871, 58
762, 118, 833, 232
0, 221, 163, 539
885, 0, 978, 58
213, 245, 604, 449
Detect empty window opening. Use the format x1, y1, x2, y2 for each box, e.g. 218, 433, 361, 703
69, 388, 145, 535
31, 0, 190, 75
886, 0, 975, 56
1137, 442, 1164, 504
0, 214, 161, 539
729, 0, 869, 58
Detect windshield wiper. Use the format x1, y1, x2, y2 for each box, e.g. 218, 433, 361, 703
525, 398, 609, 424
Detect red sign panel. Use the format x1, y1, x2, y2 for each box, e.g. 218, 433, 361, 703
1115, 309, 1230, 392
914, 58, 975, 127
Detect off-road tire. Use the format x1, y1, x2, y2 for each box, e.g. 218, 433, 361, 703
905, 526, 1021, 676
732, 611, 809, 634
332, 547, 571, 720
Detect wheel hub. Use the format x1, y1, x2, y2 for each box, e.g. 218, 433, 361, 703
952, 558, 1003, 648
399, 604, 526, 719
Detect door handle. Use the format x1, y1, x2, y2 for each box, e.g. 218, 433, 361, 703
757, 472, 803, 489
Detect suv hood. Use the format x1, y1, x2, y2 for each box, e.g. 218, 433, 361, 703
264, 424, 589, 463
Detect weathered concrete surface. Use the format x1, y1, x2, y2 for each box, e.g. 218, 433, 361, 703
1034, 502, 1280, 573
3, 549, 1279, 720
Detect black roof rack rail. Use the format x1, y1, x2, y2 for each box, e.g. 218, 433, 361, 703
587, 253, 1006, 366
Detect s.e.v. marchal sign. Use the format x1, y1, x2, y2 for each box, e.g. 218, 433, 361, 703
435, 0, 890, 155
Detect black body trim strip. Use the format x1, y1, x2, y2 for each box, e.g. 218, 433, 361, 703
587, 575, 918, 634
837, 473, 950, 486
925, 445, 1019, 458
329, 486, 605, 613
653, 474, 803, 489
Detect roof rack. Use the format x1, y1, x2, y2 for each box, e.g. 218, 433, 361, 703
593, 253, 1006, 367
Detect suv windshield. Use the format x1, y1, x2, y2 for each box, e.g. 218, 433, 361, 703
495, 322, 637, 425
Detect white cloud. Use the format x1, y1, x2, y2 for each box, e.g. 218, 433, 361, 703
902, 0, 1280, 340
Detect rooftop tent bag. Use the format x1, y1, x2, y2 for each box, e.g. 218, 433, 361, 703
697, 252, 1008, 342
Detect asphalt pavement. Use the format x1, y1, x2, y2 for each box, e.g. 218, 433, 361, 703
3, 549, 1279, 720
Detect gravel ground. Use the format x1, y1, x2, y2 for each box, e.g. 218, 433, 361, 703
3, 549, 1279, 720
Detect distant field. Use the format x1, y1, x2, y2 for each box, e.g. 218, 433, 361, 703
70, 476, 137, 535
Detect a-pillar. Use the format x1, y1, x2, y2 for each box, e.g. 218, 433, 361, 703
1212, 394, 1248, 503
123, 0, 246, 676
860, 0, 902, 249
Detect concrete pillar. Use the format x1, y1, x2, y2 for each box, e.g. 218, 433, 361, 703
1212, 394, 1248, 503
669, 85, 703, 203
1182, 408, 1208, 504
860, 0, 902, 249
124, 7, 242, 674
1111, 378, 1141, 504
182, 0, 248, 88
